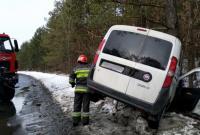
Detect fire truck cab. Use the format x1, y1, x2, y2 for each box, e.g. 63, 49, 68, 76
0, 33, 19, 101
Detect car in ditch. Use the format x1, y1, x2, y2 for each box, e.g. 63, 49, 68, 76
87, 25, 183, 128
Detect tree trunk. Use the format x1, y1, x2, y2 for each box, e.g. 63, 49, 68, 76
165, 0, 178, 36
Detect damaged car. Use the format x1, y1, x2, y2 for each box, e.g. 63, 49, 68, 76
87, 25, 200, 128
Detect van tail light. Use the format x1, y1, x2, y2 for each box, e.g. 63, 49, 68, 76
93, 39, 105, 65
162, 56, 178, 88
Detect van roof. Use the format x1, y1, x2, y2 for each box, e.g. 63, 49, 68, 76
109, 25, 179, 43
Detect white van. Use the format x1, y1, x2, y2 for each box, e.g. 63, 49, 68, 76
87, 25, 182, 128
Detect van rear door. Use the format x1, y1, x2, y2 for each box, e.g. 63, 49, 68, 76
126, 32, 173, 104
93, 29, 148, 94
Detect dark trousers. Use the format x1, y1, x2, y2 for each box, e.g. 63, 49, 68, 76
73, 93, 90, 125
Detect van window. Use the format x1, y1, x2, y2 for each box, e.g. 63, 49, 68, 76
103, 30, 172, 70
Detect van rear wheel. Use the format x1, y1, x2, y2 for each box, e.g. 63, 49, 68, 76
148, 106, 166, 129
148, 119, 159, 129
89, 89, 105, 102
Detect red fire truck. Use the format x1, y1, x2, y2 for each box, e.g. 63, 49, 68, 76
0, 33, 19, 101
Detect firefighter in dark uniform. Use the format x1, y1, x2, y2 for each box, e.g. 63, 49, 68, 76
69, 54, 91, 126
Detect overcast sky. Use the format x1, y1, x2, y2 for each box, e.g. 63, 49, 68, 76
0, 0, 55, 46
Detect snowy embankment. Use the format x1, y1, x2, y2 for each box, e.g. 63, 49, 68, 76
18, 71, 76, 113
18, 71, 200, 135
18, 71, 115, 114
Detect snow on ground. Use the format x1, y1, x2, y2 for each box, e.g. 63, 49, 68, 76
18, 71, 200, 135
18, 71, 75, 113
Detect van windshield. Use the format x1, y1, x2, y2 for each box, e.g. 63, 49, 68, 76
103, 30, 172, 70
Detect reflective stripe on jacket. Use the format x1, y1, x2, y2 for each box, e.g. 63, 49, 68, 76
75, 69, 90, 78
82, 112, 89, 118
69, 63, 90, 93
72, 112, 89, 118
72, 112, 81, 117
75, 85, 88, 93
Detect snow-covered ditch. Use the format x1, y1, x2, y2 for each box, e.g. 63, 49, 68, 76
18, 71, 200, 135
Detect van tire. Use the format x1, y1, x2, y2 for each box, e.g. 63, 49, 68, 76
148, 119, 159, 129
89, 89, 105, 102
148, 106, 167, 129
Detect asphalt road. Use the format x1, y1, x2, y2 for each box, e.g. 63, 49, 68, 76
0, 74, 72, 135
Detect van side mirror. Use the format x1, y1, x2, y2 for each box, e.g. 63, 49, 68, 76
14, 40, 19, 52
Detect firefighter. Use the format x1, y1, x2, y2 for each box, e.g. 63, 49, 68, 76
69, 54, 91, 126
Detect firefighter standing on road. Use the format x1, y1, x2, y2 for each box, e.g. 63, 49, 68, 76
69, 54, 91, 126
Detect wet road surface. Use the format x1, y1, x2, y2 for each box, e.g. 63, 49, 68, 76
0, 74, 72, 135
0, 75, 32, 135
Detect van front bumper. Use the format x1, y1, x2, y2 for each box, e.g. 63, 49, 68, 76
87, 68, 170, 116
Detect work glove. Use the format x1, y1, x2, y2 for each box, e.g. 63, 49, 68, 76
71, 83, 75, 88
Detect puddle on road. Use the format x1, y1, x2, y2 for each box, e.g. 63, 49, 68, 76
193, 100, 200, 115
12, 74, 33, 114
0, 75, 33, 135
13, 88, 31, 114
12, 97, 25, 114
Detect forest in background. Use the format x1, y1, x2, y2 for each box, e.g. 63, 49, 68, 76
18, 0, 200, 75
